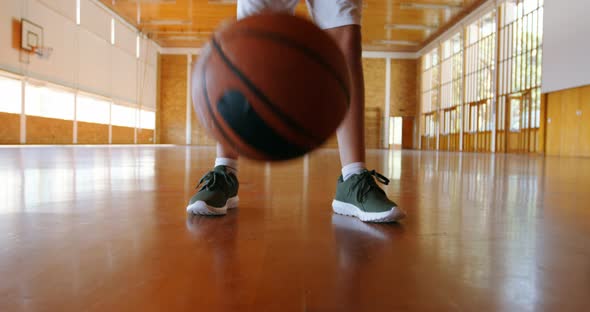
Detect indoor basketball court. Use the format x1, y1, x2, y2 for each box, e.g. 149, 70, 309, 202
1, 0, 589, 311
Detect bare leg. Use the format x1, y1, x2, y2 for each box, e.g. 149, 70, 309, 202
325, 25, 365, 166
216, 143, 239, 160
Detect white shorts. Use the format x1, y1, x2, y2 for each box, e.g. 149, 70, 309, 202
237, 0, 362, 29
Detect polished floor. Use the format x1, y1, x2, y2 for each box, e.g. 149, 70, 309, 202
1, 146, 589, 311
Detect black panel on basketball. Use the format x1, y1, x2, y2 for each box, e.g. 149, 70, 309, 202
217, 90, 307, 159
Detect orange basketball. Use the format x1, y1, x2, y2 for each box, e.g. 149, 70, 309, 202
191, 13, 350, 161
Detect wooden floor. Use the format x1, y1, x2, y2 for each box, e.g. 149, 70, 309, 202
1, 146, 589, 311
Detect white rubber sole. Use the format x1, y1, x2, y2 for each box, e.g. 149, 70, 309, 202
186, 196, 239, 216
332, 200, 406, 223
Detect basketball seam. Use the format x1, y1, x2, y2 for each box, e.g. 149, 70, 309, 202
210, 37, 324, 144
234, 28, 350, 105
200, 50, 245, 157
202, 48, 309, 160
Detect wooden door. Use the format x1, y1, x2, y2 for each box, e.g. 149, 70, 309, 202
545, 92, 562, 155
506, 92, 537, 153
440, 107, 460, 151
463, 100, 491, 152
579, 87, 590, 156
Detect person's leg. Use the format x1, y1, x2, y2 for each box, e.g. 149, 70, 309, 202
326, 26, 365, 166
215, 0, 298, 172
187, 0, 299, 216
308, 0, 406, 222
215, 143, 239, 173
307, 0, 365, 177
324, 25, 367, 180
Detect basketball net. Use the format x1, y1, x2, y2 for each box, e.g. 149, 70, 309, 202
32, 46, 53, 60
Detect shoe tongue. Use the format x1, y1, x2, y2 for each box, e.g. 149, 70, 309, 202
354, 169, 370, 179
213, 165, 227, 173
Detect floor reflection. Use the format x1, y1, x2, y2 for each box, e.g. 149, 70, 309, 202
0, 147, 157, 214
0, 146, 589, 311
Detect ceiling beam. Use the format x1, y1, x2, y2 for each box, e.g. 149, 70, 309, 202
160, 48, 419, 59
362, 51, 419, 59
385, 24, 437, 31
400, 2, 463, 10
418, 0, 491, 54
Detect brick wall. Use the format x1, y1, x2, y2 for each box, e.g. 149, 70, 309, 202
190, 55, 217, 146
391, 59, 418, 117
159, 55, 187, 144
77, 122, 108, 144
137, 129, 155, 144
157, 54, 219, 146
363, 58, 386, 110
157, 56, 418, 150
111, 126, 135, 144
363, 58, 385, 148
0, 112, 20, 144
26, 116, 73, 144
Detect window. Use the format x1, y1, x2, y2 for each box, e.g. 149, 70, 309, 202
423, 113, 437, 137
421, 49, 440, 115
465, 11, 496, 104
470, 106, 477, 132
111, 103, 137, 128
510, 99, 521, 131
110, 18, 115, 45
441, 33, 463, 110
76, 0, 80, 25
136, 35, 140, 59
139, 109, 155, 130
77, 94, 110, 124
498, 0, 543, 129
0, 74, 22, 114
389, 117, 402, 145
25, 83, 75, 120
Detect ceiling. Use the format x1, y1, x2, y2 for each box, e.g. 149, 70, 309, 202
99, 0, 483, 52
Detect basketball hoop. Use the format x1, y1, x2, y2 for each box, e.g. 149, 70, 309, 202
32, 46, 53, 60
19, 19, 52, 62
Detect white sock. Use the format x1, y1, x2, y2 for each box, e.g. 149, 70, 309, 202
342, 162, 366, 181
215, 157, 238, 174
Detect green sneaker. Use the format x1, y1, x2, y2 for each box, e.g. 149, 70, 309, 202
332, 170, 406, 223
186, 166, 239, 216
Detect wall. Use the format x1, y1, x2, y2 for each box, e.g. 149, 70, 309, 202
0, 112, 21, 144
542, 0, 590, 93
190, 55, 217, 146
111, 125, 134, 144
159, 55, 188, 145
0, 0, 158, 105
26, 115, 73, 144
545, 85, 590, 157
0, 0, 158, 144
158, 55, 418, 149
137, 129, 155, 144
391, 59, 418, 117
362, 58, 386, 149
77, 121, 108, 144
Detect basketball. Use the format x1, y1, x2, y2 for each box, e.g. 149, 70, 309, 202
191, 13, 351, 161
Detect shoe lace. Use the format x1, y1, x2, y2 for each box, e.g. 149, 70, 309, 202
196, 169, 234, 192
349, 170, 390, 203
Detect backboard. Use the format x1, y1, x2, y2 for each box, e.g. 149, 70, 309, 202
21, 18, 43, 51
